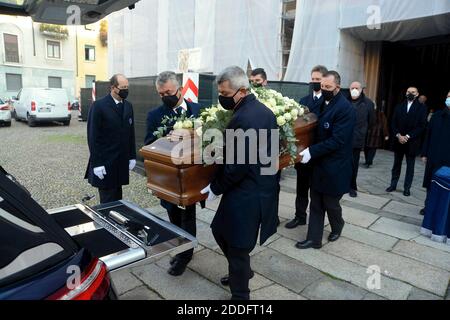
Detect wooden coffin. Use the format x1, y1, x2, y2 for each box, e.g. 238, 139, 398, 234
140, 112, 318, 207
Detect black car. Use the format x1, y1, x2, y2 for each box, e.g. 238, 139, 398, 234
0, 166, 196, 300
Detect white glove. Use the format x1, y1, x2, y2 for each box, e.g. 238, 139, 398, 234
129, 159, 136, 171
200, 184, 218, 201
93, 166, 107, 180
299, 148, 311, 164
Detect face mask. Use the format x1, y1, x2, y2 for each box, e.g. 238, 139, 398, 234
406, 93, 416, 101
252, 82, 263, 88
117, 88, 129, 100
219, 89, 241, 110
322, 89, 335, 102
445, 97, 450, 108
311, 82, 321, 92
162, 89, 180, 108
351, 89, 361, 99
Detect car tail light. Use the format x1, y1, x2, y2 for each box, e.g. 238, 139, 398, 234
68, 102, 71, 111
47, 258, 111, 300
31, 101, 36, 112
0, 105, 9, 111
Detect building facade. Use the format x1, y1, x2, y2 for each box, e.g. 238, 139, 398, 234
0, 15, 77, 101
75, 20, 108, 100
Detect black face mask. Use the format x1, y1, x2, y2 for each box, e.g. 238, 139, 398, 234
322, 89, 335, 102
117, 88, 129, 100
252, 82, 263, 88
162, 89, 180, 108
406, 93, 416, 101
311, 82, 322, 92
219, 89, 241, 110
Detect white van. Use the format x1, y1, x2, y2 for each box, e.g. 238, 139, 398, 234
14, 88, 71, 127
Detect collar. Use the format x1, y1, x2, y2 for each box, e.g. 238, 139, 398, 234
111, 94, 122, 105
234, 94, 255, 113
174, 99, 188, 112
313, 92, 322, 99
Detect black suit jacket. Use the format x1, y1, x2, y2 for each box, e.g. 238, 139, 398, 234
391, 100, 427, 156
85, 94, 136, 189
210, 94, 279, 250
300, 93, 324, 115
144, 100, 202, 146
144, 100, 202, 211
309, 92, 356, 196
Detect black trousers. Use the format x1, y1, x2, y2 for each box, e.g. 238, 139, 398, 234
167, 204, 196, 265
390, 151, 416, 190
364, 147, 377, 166
294, 163, 310, 221
213, 230, 252, 300
98, 187, 122, 204
307, 189, 344, 244
351, 148, 362, 191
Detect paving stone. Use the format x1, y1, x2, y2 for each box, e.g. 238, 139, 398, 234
120, 286, 163, 300
196, 207, 216, 224
188, 249, 273, 291
252, 284, 306, 300
110, 269, 144, 295
363, 293, 387, 300
341, 206, 380, 228
342, 192, 390, 209
278, 191, 297, 209
276, 223, 330, 244
325, 223, 398, 251
407, 287, 442, 300
196, 220, 220, 251
132, 260, 229, 300
323, 238, 450, 297
412, 235, 450, 253
340, 200, 381, 214
278, 204, 296, 220
383, 201, 423, 218
251, 249, 324, 293
392, 240, 450, 272
369, 217, 420, 240
302, 278, 367, 300
268, 237, 413, 300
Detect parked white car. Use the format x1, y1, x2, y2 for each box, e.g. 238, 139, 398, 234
13, 88, 71, 127
0, 98, 12, 127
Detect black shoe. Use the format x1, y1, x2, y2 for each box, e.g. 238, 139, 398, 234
168, 260, 187, 276
386, 186, 396, 193
170, 257, 177, 266
403, 189, 411, 197
328, 233, 342, 242
220, 271, 254, 286
420, 208, 425, 216
349, 189, 357, 198
295, 240, 322, 250
285, 217, 307, 229
364, 164, 371, 169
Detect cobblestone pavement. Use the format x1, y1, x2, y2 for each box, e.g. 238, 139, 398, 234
1, 116, 449, 300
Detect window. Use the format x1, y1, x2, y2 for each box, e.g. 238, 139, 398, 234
3, 33, 19, 63
46, 40, 61, 59
85, 45, 95, 61
5, 73, 22, 92
85, 75, 96, 88
48, 76, 62, 88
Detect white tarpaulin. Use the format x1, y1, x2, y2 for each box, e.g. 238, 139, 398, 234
285, 0, 450, 84
108, 0, 282, 80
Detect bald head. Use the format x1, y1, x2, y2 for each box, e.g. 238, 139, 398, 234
110, 74, 129, 101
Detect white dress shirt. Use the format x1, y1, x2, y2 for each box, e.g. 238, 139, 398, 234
174, 99, 188, 113
407, 101, 413, 113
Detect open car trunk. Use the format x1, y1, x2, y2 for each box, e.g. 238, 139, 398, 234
48, 201, 197, 273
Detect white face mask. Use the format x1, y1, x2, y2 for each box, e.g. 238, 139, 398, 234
351, 89, 361, 99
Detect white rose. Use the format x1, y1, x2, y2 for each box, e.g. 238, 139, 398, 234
206, 116, 215, 123
298, 108, 305, 116
173, 121, 183, 130
291, 109, 299, 118
183, 120, 193, 129
277, 116, 286, 126
284, 113, 292, 122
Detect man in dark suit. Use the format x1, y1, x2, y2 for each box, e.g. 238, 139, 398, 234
144, 71, 202, 277
85, 74, 136, 204
420, 90, 450, 215
201, 66, 279, 300
348, 81, 375, 198
296, 71, 356, 249
285, 65, 328, 229
386, 87, 427, 197
249, 68, 268, 88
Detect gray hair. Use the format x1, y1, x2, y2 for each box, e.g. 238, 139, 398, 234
156, 71, 180, 89
216, 66, 250, 90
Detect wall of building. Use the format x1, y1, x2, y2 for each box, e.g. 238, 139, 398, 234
0, 15, 76, 100
75, 21, 108, 99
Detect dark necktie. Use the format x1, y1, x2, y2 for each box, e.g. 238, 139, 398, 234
175, 106, 183, 116
314, 96, 319, 102
117, 102, 124, 117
